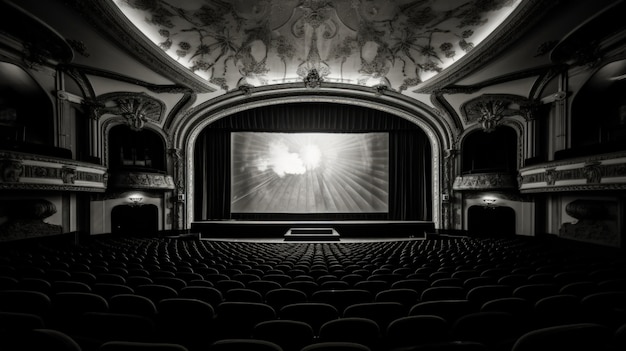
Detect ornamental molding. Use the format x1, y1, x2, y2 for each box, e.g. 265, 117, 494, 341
453, 172, 518, 191
0, 151, 107, 192
518, 152, 626, 193
96, 92, 166, 130
460, 94, 530, 132
108, 170, 175, 191
303, 68, 324, 89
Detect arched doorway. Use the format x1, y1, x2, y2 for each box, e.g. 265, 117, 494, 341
468, 205, 516, 237
111, 204, 158, 235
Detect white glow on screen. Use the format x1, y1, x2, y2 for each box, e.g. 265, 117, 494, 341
231, 132, 389, 213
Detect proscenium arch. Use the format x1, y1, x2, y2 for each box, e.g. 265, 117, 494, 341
175, 86, 450, 230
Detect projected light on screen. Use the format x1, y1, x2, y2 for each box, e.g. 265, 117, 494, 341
231, 132, 389, 213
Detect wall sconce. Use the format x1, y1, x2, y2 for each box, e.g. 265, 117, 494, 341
128, 195, 143, 206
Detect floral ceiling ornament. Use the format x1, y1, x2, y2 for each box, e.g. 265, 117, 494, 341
113, 0, 522, 93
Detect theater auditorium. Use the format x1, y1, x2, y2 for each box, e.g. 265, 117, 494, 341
1, 0, 625, 350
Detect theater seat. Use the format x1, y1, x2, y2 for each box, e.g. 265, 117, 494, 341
511, 323, 612, 351
208, 339, 283, 351
279, 303, 339, 335
253, 319, 314, 351
265, 288, 307, 311
214, 302, 276, 339
157, 298, 216, 350
26, 329, 82, 351
409, 300, 476, 323
300, 341, 371, 351
343, 302, 407, 331
99, 341, 189, 351
318, 317, 381, 350
384, 315, 449, 350
109, 294, 157, 318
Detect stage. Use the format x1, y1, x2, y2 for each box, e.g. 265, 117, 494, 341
191, 220, 435, 240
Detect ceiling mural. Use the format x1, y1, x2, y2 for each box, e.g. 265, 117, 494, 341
113, 0, 521, 92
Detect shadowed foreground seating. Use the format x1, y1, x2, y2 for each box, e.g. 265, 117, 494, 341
208, 338, 283, 351
300, 341, 371, 351
318, 317, 380, 350
384, 315, 449, 350
253, 319, 314, 351
511, 323, 612, 351
279, 303, 339, 335
99, 341, 189, 351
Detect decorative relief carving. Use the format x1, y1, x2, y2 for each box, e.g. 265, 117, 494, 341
545, 168, 557, 186
452, 173, 518, 191
108, 171, 174, 190
461, 94, 529, 132
97, 93, 165, 130
0, 160, 24, 182
0, 153, 106, 191
238, 84, 254, 97
61, 166, 76, 184
519, 154, 626, 193
303, 68, 323, 89
583, 162, 602, 184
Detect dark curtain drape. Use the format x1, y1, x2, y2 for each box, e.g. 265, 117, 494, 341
194, 103, 431, 221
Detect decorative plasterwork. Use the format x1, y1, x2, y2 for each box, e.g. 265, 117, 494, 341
518, 152, 626, 193
0, 151, 108, 192
453, 173, 518, 191
460, 94, 530, 132
178, 89, 445, 230
96, 92, 165, 130
97, 0, 525, 94
303, 68, 323, 89
108, 170, 174, 191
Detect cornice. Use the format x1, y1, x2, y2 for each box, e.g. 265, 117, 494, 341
415, 0, 556, 94
66, 0, 215, 93
453, 173, 519, 192
519, 151, 626, 194
108, 170, 174, 191
0, 151, 107, 192
170, 82, 451, 148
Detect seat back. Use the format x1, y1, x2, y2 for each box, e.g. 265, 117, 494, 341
253, 319, 314, 351
279, 303, 339, 335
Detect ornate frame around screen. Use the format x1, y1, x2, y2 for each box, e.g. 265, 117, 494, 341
174, 85, 449, 230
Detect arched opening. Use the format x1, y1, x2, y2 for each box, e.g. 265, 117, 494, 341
192, 102, 433, 222
108, 125, 166, 172
0, 61, 62, 157
461, 126, 517, 174
468, 205, 516, 237
111, 204, 158, 235
567, 59, 626, 158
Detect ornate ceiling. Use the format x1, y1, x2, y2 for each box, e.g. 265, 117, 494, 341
112, 0, 522, 94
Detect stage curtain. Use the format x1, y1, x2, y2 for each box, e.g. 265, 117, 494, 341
194, 129, 230, 219
194, 103, 431, 221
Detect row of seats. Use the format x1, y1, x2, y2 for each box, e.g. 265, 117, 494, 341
0, 235, 625, 351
